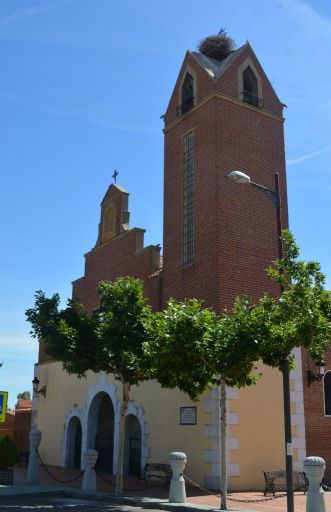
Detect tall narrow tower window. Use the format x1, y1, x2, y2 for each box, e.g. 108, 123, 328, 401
181, 73, 194, 114
242, 66, 259, 107
183, 132, 194, 266
324, 371, 331, 415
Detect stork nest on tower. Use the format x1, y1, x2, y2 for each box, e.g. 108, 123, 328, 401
198, 29, 235, 61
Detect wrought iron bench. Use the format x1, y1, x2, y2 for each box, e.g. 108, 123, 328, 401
137, 463, 172, 485
263, 470, 309, 496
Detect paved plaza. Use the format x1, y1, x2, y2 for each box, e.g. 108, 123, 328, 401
0, 466, 331, 511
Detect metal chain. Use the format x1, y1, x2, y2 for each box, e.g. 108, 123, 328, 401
36, 449, 85, 484
34, 450, 298, 504
94, 469, 151, 492
228, 493, 287, 503
94, 469, 115, 488
184, 475, 221, 498
185, 475, 287, 503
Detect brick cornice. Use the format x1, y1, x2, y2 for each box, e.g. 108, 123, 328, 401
83, 227, 146, 257
163, 91, 284, 133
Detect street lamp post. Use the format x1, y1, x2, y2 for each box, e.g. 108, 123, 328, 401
228, 170, 294, 512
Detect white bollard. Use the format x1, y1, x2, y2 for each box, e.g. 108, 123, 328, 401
169, 451, 187, 503
81, 449, 98, 493
304, 456, 327, 512
27, 429, 42, 484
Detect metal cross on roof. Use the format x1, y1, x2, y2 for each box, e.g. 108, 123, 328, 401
112, 169, 119, 183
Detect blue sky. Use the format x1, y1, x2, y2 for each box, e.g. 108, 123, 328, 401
0, 0, 330, 408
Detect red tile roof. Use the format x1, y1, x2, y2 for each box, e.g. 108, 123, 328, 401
16, 400, 32, 410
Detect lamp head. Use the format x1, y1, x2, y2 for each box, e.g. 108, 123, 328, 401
317, 360, 326, 376
228, 170, 251, 184
32, 376, 40, 393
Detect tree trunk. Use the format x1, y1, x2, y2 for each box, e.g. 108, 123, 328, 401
115, 380, 130, 496
220, 377, 227, 510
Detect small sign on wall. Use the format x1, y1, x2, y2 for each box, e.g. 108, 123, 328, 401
180, 406, 197, 425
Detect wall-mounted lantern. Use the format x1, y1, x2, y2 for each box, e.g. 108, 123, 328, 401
308, 360, 326, 386
32, 377, 47, 397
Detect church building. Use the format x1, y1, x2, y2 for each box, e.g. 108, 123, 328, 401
33, 33, 307, 491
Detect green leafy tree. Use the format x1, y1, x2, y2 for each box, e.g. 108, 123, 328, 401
148, 296, 263, 509
25, 231, 331, 509
26, 277, 153, 497
148, 231, 331, 510
17, 391, 31, 401
257, 230, 331, 367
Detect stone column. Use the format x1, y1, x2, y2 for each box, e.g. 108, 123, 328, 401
304, 456, 327, 512
169, 451, 187, 503
81, 449, 98, 493
27, 429, 42, 484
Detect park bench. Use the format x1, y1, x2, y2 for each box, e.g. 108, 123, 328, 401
137, 463, 172, 485
263, 470, 309, 496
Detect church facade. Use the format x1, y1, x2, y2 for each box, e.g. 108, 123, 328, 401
33, 36, 307, 491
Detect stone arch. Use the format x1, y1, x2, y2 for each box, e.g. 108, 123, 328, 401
65, 416, 82, 469
61, 405, 84, 469
87, 391, 115, 472
125, 403, 149, 474
83, 378, 120, 472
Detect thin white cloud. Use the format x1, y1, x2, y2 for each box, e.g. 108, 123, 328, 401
287, 146, 331, 166
0, 90, 159, 135
287, 0, 331, 40
0, 0, 81, 29
0, 4, 50, 28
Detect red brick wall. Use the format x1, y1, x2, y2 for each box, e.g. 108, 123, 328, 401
162, 45, 288, 312
14, 409, 32, 454
302, 347, 331, 482
38, 188, 162, 363
38, 44, 288, 362
72, 227, 161, 310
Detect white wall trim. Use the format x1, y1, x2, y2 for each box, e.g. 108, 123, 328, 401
290, 348, 307, 470
60, 375, 149, 473
203, 385, 240, 490
60, 405, 83, 468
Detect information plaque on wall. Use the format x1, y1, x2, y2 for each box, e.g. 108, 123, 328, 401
180, 406, 197, 425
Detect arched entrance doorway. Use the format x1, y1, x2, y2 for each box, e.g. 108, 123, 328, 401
65, 416, 82, 469
87, 392, 114, 473
124, 414, 142, 477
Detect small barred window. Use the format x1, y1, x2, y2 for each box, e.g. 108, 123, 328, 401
183, 132, 194, 266
243, 66, 259, 107
181, 73, 194, 114
324, 371, 331, 415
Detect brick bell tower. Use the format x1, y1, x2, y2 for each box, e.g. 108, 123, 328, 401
161, 32, 288, 310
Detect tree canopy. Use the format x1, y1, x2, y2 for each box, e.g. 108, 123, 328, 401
147, 295, 264, 401
257, 230, 331, 369
16, 391, 31, 401
26, 277, 153, 383
26, 276, 154, 497
25, 231, 331, 502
